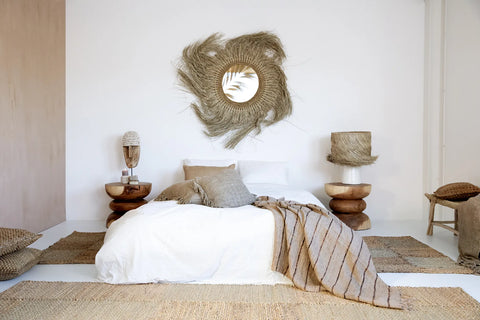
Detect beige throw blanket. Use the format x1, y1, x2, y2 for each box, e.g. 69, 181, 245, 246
458, 195, 480, 273
254, 197, 402, 309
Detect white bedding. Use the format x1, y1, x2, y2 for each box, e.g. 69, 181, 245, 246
95, 184, 325, 285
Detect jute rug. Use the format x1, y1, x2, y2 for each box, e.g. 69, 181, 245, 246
363, 236, 474, 274
38, 232, 473, 274
38, 231, 104, 264
0, 281, 479, 320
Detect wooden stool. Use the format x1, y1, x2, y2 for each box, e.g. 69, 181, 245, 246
325, 183, 372, 230
105, 182, 152, 227
425, 193, 465, 236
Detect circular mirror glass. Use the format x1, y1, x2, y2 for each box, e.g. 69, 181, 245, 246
222, 64, 259, 103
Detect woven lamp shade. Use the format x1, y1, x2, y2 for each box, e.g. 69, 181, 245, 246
327, 131, 378, 167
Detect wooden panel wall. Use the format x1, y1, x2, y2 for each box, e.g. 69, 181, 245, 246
0, 0, 65, 232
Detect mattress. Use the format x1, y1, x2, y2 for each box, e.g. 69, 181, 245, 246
95, 184, 325, 285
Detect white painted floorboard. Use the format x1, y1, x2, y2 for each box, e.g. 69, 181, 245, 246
1, 219, 479, 303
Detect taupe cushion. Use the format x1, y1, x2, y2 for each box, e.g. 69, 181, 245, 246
194, 169, 256, 208
0, 228, 42, 256
434, 182, 480, 201
154, 180, 201, 204
0, 248, 42, 280
183, 164, 235, 180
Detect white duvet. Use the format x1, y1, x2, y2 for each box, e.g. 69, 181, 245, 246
96, 184, 325, 285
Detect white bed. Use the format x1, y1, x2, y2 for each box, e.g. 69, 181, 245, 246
96, 183, 326, 285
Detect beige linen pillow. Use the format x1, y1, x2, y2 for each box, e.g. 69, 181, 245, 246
155, 180, 201, 204
434, 182, 480, 201
0, 228, 42, 256
0, 248, 42, 280
183, 164, 235, 180
194, 169, 256, 208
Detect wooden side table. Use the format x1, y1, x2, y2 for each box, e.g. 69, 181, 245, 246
325, 182, 371, 230
105, 182, 152, 228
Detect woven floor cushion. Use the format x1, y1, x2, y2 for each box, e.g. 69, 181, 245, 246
0, 248, 42, 280
0, 228, 42, 256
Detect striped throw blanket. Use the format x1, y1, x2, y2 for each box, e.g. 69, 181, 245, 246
254, 197, 403, 309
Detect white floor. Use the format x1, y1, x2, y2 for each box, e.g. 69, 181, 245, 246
1, 219, 479, 303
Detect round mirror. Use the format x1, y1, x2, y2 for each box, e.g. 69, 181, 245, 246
222, 64, 259, 103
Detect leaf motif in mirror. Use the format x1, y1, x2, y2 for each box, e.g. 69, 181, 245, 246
222, 64, 259, 103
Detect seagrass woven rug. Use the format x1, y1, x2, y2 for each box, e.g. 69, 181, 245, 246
363, 236, 474, 274
38, 232, 473, 274
0, 281, 479, 320
38, 231, 104, 264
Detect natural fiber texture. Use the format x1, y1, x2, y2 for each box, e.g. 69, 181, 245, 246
154, 180, 200, 204
193, 170, 256, 208
327, 131, 378, 167
183, 164, 235, 180
38, 232, 473, 275
364, 236, 473, 274
254, 197, 402, 309
434, 182, 480, 201
38, 231, 104, 264
177, 32, 292, 149
0, 228, 41, 257
0, 248, 41, 280
1, 281, 479, 320
457, 195, 480, 273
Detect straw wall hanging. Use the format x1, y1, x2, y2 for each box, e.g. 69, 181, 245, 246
177, 32, 292, 149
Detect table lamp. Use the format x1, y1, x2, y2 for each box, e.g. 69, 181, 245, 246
325, 131, 378, 230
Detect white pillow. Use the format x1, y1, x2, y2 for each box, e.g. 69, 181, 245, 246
238, 161, 288, 185
183, 159, 237, 167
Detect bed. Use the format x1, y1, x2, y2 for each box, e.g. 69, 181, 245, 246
95, 160, 402, 308
96, 183, 322, 285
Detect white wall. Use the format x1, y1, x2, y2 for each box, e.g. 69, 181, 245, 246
444, 0, 480, 184
66, 0, 425, 222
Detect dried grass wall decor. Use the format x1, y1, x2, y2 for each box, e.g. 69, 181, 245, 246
177, 32, 292, 149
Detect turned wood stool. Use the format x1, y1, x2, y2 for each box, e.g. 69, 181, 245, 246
425, 193, 466, 236
105, 182, 152, 227
325, 183, 372, 230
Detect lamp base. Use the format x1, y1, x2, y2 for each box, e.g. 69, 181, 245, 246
341, 166, 361, 184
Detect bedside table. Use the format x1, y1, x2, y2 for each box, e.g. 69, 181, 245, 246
324, 182, 371, 231
105, 182, 152, 227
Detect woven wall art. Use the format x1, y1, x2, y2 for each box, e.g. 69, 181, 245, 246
177, 32, 292, 149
